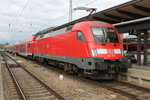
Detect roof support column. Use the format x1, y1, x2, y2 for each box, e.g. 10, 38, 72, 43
137, 30, 141, 65
143, 30, 148, 66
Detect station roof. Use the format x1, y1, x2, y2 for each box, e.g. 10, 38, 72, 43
36, 0, 150, 35
91, 0, 150, 23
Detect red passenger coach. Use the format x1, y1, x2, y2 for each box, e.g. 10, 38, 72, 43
5, 44, 17, 54
17, 35, 36, 57
123, 42, 150, 53
26, 36, 37, 57
34, 21, 131, 79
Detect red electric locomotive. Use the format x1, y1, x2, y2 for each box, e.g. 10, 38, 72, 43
33, 21, 131, 79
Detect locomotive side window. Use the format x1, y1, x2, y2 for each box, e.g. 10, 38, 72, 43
77, 31, 86, 41
91, 27, 118, 43
66, 26, 72, 32
39, 35, 44, 39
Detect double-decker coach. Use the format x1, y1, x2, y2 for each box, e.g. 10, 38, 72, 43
17, 35, 37, 57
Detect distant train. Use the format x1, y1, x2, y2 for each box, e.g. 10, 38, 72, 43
5, 21, 132, 79
123, 42, 150, 53
123, 42, 150, 63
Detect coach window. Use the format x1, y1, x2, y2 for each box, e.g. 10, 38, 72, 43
27, 44, 30, 48
77, 31, 86, 41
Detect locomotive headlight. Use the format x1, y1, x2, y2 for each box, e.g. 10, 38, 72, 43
91, 49, 98, 56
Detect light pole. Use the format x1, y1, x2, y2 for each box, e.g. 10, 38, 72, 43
69, 0, 72, 22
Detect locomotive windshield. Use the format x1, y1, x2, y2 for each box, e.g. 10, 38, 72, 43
91, 27, 118, 43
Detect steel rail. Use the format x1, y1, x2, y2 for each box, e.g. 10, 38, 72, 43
36, 62, 142, 100
2, 52, 27, 100
32, 61, 143, 100
74, 75, 148, 100
3, 52, 66, 100
115, 80, 150, 93
100, 83, 140, 100
37, 61, 149, 100
5, 52, 150, 100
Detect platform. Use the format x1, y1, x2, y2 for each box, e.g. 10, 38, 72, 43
0, 57, 4, 100
119, 64, 150, 86
134, 54, 150, 66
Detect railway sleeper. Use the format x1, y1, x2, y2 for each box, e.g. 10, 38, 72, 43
25, 89, 49, 94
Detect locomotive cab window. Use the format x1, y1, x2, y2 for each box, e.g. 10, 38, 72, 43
77, 31, 86, 41
91, 27, 118, 43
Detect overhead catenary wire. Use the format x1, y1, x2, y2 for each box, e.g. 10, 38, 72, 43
4, 0, 100, 43
74, 0, 97, 7
36, 0, 98, 32
14, 0, 31, 25
8, 0, 28, 34
8, 0, 31, 36
12, 0, 26, 24
9, 0, 99, 34
34, 14, 68, 32
82, 0, 98, 6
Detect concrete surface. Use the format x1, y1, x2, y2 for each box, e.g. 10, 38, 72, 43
119, 64, 150, 86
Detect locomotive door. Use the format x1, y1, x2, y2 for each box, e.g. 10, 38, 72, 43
39, 35, 44, 56
41, 38, 45, 55
76, 31, 89, 57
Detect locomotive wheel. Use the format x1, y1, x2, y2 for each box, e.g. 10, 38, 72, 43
77, 69, 84, 77
43, 59, 48, 65
123, 68, 128, 72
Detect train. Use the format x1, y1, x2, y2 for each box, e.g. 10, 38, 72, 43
123, 42, 150, 53
123, 41, 150, 63
5, 21, 132, 79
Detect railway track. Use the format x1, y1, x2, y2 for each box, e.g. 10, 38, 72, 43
43, 60, 150, 100
33, 59, 150, 100
33, 58, 150, 100
32, 59, 150, 100
2, 52, 66, 100
3, 52, 150, 100
103, 80, 150, 100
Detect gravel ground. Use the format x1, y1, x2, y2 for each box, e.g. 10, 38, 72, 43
14, 55, 133, 100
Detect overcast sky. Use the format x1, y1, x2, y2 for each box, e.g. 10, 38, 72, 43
0, 0, 131, 43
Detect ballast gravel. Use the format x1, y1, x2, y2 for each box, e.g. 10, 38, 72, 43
15, 55, 133, 100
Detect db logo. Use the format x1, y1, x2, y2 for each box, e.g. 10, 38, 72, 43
107, 49, 114, 54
